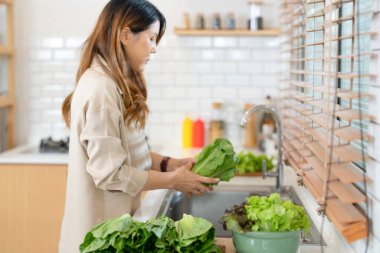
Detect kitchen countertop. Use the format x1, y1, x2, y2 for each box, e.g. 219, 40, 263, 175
133, 145, 357, 253
0, 144, 68, 164
133, 174, 326, 253
1, 144, 357, 253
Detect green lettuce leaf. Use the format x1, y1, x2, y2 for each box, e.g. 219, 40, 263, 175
80, 214, 221, 253
192, 138, 237, 182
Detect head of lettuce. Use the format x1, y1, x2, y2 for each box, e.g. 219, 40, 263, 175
192, 138, 237, 183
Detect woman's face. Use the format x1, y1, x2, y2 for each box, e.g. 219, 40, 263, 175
122, 20, 160, 72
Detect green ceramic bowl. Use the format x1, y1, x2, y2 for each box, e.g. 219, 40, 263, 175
232, 230, 301, 253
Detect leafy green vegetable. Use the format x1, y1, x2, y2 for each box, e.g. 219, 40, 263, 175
80, 214, 222, 253
221, 202, 253, 233
236, 151, 274, 174
221, 193, 310, 235
192, 138, 237, 182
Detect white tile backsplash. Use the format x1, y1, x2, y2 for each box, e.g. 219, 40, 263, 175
191, 37, 213, 47
30, 50, 52, 61
186, 87, 212, 98
225, 74, 250, 86
53, 49, 78, 60
162, 62, 188, 73
24, 33, 280, 146
226, 49, 251, 61
213, 37, 238, 48
213, 62, 237, 73
174, 74, 199, 86
201, 49, 225, 60
41, 38, 64, 48
188, 61, 214, 73
238, 37, 265, 48
65, 37, 85, 48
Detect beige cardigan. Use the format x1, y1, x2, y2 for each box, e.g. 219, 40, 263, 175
58, 58, 151, 253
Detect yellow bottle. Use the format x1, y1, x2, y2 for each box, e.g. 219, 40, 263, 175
182, 116, 193, 148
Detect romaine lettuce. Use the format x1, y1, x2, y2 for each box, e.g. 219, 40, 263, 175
192, 138, 237, 182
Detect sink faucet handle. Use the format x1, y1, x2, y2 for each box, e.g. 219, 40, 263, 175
262, 159, 267, 180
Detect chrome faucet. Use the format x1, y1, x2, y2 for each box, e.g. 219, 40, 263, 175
240, 104, 284, 192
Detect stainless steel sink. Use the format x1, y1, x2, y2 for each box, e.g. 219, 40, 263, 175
156, 184, 325, 245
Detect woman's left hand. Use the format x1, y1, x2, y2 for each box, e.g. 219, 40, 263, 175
169, 157, 196, 171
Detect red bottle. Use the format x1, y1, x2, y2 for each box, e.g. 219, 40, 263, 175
193, 118, 205, 148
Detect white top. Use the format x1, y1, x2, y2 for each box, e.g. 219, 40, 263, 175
58, 57, 151, 253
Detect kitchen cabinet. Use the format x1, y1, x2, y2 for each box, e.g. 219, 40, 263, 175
0, 164, 67, 253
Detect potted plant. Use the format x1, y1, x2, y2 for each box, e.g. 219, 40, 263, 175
221, 193, 310, 253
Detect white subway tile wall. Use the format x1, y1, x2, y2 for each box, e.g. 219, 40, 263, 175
366, 3, 380, 253
26, 35, 280, 147
367, 1, 380, 251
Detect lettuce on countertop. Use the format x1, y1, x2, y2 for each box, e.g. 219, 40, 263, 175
236, 151, 274, 174
80, 214, 221, 253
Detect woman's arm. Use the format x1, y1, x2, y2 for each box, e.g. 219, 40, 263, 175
150, 151, 195, 172
142, 162, 219, 196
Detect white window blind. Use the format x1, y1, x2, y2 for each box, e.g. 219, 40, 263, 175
279, 0, 376, 243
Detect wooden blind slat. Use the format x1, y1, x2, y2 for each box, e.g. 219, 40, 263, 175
290, 81, 310, 88
325, 207, 368, 242
330, 163, 364, 184
303, 171, 324, 200
0, 0, 13, 5
308, 113, 347, 129
287, 156, 303, 173
293, 106, 314, 116
329, 181, 366, 204
304, 115, 369, 142
305, 155, 364, 184
288, 150, 304, 163
304, 142, 364, 164
306, 142, 339, 163
304, 156, 338, 181
334, 145, 366, 163
0, 46, 13, 56
334, 126, 370, 142
291, 116, 312, 129
306, 127, 340, 147
308, 85, 371, 99
307, 101, 373, 122
327, 199, 367, 224
335, 109, 374, 122
0, 96, 13, 108
304, 170, 335, 201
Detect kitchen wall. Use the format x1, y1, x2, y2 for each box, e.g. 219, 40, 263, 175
13, 0, 280, 147
366, 1, 380, 252
8, 0, 380, 252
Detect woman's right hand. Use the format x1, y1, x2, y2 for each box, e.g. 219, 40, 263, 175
170, 162, 219, 196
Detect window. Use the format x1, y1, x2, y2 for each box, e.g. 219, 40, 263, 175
279, 0, 375, 242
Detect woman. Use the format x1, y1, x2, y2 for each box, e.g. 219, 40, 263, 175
59, 0, 218, 252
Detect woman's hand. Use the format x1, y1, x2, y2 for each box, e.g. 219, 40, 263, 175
169, 162, 219, 196
168, 157, 196, 171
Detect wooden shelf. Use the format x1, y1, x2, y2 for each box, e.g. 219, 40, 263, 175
174, 28, 280, 36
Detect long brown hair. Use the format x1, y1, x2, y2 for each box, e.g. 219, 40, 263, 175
62, 0, 166, 128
